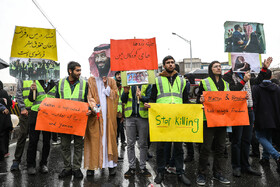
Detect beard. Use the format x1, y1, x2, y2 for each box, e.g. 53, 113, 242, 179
96, 58, 111, 77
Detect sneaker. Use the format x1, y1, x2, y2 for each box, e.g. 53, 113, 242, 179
213, 172, 230, 184
27, 167, 36, 175
39, 165, 49, 174
166, 166, 176, 174
139, 168, 151, 177
124, 168, 136, 178
4, 153, 10, 158
72, 169, 83, 178
52, 140, 61, 145
259, 158, 270, 167
59, 169, 72, 178
196, 174, 206, 186
10, 161, 20, 171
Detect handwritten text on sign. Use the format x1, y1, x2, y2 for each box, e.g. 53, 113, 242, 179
36, 98, 88, 136
10, 26, 57, 61
203, 91, 249, 127
110, 38, 158, 71
149, 103, 203, 142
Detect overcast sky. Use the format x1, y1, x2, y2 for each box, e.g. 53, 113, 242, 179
1, 0, 279, 83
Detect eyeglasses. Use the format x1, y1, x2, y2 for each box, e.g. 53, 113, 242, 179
212, 65, 221, 68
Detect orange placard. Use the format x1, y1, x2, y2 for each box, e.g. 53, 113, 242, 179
203, 91, 249, 127
36, 98, 89, 136
110, 38, 158, 71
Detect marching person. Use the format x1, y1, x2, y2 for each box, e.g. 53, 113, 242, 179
196, 61, 231, 185
145, 55, 191, 186
57, 61, 89, 179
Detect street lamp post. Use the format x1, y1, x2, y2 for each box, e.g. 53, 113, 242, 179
172, 32, 193, 71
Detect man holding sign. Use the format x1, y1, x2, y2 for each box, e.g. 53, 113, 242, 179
145, 56, 191, 186
26, 79, 56, 175
196, 61, 231, 185
223, 57, 272, 177
57, 61, 88, 179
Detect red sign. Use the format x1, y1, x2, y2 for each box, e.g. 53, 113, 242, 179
110, 38, 158, 71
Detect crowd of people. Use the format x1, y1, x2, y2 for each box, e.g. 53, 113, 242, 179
1, 54, 280, 186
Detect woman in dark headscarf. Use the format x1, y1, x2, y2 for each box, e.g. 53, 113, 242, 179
0, 80, 13, 160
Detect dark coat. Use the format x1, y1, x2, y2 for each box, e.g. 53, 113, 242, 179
252, 81, 280, 130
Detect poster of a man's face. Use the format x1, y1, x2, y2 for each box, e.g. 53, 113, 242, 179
88, 44, 115, 77
230, 53, 261, 73
224, 21, 266, 54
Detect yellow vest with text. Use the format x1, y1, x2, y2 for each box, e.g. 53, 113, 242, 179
124, 85, 149, 118
155, 76, 186, 104
31, 81, 56, 112
58, 78, 86, 101
201, 77, 230, 121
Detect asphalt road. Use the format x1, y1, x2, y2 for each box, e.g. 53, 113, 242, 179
1, 136, 280, 187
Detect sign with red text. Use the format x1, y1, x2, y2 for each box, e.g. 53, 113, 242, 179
110, 38, 158, 71
36, 98, 89, 136
203, 91, 249, 127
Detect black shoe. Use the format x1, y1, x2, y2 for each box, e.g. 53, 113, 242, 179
213, 172, 230, 184
259, 158, 270, 167
139, 168, 151, 177
87, 170, 95, 176
10, 161, 20, 171
184, 155, 194, 162
196, 174, 206, 186
72, 169, 83, 178
39, 165, 49, 174
178, 174, 191, 186
124, 168, 136, 178
109, 167, 117, 176
232, 168, 241, 177
241, 167, 261, 176
154, 172, 164, 184
59, 169, 72, 178
27, 167, 36, 175
118, 157, 124, 162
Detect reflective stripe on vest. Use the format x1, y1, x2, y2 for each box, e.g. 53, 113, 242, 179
22, 80, 33, 108
156, 76, 186, 104
117, 88, 123, 113
58, 78, 86, 101
31, 81, 56, 111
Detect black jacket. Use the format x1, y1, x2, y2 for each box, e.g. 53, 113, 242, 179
253, 81, 280, 130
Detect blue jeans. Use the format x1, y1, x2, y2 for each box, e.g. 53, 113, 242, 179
231, 108, 254, 169
256, 129, 280, 160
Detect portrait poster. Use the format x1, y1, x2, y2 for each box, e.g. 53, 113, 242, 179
121, 70, 156, 86
36, 98, 89, 136
203, 91, 249, 127
224, 21, 266, 54
9, 26, 59, 80
9, 58, 60, 80
126, 70, 149, 85
88, 44, 115, 77
229, 53, 262, 73
110, 38, 158, 71
148, 103, 203, 142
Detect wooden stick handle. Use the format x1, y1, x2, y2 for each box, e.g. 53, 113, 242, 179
33, 80, 36, 100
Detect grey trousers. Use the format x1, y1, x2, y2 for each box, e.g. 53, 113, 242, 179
126, 117, 149, 170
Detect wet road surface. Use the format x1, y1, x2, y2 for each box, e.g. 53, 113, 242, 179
1, 137, 280, 186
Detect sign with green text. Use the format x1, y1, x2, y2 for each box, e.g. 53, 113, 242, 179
148, 103, 203, 142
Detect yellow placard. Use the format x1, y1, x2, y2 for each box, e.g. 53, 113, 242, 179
148, 103, 203, 142
10, 26, 57, 61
